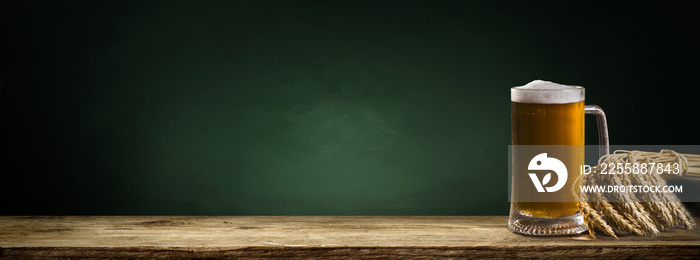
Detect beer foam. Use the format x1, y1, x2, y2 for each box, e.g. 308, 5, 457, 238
511, 80, 584, 104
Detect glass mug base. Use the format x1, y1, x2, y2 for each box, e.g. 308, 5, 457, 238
508, 205, 587, 236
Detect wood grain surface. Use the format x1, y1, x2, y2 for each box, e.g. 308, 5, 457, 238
1, 216, 698, 259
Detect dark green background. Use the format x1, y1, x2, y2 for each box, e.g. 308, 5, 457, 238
2, 1, 698, 215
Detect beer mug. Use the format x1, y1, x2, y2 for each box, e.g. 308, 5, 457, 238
509, 80, 609, 236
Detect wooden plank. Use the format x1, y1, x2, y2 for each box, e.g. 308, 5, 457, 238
0, 216, 698, 258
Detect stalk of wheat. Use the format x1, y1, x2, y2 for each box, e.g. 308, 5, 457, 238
574, 150, 698, 238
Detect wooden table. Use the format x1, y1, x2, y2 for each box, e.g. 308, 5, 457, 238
1, 216, 698, 259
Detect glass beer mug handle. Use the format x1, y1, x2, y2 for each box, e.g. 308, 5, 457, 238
585, 105, 610, 157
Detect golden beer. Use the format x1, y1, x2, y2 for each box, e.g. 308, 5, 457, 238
508, 80, 608, 236
511, 100, 584, 217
